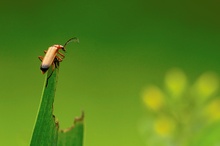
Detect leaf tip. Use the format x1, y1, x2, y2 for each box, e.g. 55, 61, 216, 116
74, 111, 84, 124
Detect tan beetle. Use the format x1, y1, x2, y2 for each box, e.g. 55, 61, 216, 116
38, 37, 79, 74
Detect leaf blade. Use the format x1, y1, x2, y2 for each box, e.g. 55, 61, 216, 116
58, 113, 84, 146
30, 65, 59, 146
30, 61, 84, 146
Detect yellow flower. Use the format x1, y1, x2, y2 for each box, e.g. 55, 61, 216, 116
165, 68, 187, 97
142, 86, 164, 111
204, 99, 220, 122
154, 116, 175, 137
193, 72, 219, 99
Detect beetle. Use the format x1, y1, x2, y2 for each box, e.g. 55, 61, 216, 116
38, 37, 79, 74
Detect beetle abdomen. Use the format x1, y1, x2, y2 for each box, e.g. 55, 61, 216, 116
40, 65, 50, 74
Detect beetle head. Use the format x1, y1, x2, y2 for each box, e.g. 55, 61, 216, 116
53, 45, 65, 51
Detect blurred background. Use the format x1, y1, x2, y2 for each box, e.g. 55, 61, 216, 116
0, 0, 220, 145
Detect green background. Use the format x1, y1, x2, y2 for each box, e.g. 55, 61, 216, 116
0, 0, 220, 145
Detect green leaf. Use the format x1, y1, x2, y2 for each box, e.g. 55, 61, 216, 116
30, 61, 84, 146
58, 114, 84, 146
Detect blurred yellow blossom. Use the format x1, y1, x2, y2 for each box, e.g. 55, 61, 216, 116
193, 72, 219, 99
142, 86, 164, 111
204, 99, 220, 122
154, 116, 175, 137
140, 69, 220, 146
165, 68, 187, 97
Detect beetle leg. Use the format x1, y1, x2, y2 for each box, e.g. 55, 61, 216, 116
55, 55, 63, 62
44, 50, 47, 54
57, 51, 65, 59
54, 58, 60, 69
38, 56, 44, 62
52, 62, 55, 70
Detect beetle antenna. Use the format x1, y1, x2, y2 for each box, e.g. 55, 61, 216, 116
63, 37, 79, 48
